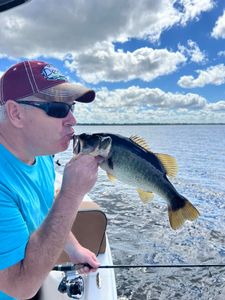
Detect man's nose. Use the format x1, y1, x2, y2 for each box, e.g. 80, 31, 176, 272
64, 110, 76, 126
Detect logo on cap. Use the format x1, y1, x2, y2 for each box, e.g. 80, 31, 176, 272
41, 64, 67, 81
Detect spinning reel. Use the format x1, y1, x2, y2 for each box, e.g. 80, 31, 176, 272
58, 270, 84, 299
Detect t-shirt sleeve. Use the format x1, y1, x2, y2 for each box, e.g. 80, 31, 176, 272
0, 187, 29, 270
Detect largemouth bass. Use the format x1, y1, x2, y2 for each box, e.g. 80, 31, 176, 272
73, 133, 200, 230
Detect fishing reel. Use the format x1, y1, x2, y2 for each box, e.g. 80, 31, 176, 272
58, 270, 84, 299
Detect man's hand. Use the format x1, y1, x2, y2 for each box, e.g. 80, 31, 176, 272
69, 244, 100, 274
60, 154, 99, 202
65, 232, 100, 274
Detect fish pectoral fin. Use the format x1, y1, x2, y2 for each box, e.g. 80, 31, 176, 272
130, 135, 150, 151
106, 172, 117, 182
168, 199, 200, 230
155, 153, 178, 177
137, 188, 154, 204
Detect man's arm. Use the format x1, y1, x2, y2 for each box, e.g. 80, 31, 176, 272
0, 155, 99, 299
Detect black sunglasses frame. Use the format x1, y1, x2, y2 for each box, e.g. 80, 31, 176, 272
17, 100, 75, 118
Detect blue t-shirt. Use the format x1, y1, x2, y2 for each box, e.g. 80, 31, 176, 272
0, 144, 55, 300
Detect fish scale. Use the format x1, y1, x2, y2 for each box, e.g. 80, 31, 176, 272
102, 141, 172, 197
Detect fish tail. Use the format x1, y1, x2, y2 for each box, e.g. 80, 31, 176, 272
168, 198, 200, 230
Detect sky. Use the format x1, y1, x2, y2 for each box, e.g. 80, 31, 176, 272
0, 0, 225, 124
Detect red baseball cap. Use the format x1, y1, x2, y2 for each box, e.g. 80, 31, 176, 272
0, 60, 95, 104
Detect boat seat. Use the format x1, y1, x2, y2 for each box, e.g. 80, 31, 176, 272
57, 200, 107, 264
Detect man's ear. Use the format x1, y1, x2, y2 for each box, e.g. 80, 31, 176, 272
5, 100, 25, 128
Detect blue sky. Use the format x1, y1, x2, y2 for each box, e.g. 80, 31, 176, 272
0, 0, 225, 124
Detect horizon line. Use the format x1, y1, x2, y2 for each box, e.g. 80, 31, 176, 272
77, 123, 225, 126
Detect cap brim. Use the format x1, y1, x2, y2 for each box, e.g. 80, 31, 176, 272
36, 82, 95, 103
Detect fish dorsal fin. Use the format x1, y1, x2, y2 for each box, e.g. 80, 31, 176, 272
155, 153, 178, 177
107, 172, 117, 182
137, 188, 154, 204
130, 135, 150, 151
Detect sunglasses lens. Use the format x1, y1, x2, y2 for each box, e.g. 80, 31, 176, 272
47, 103, 73, 118
16, 100, 75, 118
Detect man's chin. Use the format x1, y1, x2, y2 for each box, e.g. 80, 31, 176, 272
60, 140, 71, 152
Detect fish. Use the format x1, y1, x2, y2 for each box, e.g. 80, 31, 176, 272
73, 133, 200, 230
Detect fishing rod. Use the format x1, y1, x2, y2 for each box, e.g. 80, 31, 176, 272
54, 263, 225, 300
53, 263, 225, 272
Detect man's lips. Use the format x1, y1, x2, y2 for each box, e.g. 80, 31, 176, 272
61, 132, 74, 145
66, 131, 75, 139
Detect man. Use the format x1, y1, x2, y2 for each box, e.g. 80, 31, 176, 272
0, 60, 100, 299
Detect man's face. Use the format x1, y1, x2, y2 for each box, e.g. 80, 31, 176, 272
20, 97, 76, 156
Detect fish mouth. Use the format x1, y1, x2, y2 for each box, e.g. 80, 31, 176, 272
72, 134, 112, 158
73, 134, 96, 156
72, 135, 82, 155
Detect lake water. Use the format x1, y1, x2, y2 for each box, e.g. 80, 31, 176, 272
55, 124, 225, 300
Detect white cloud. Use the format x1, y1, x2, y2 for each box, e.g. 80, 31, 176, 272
0, 0, 215, 58
65, 42, 186, 83
178, 40, 207, 63
178, 0, 215, 25
178, 64, 225, 88
207, 101, 225, 111
74, 86, 225, 124
77, 86, 206, 121
211, 9, 225, 39
97, 86, 206, 109
218, 50, 225, 57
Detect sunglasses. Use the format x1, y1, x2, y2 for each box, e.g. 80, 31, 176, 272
17, 100, 75, 118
